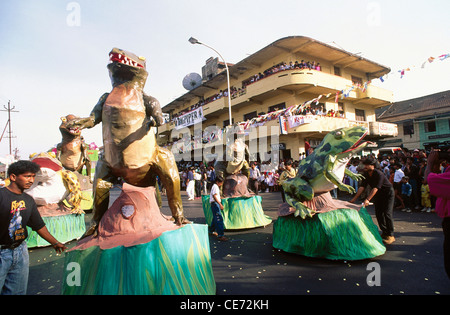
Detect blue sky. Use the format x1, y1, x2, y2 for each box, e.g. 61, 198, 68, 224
0, 0, 449, 158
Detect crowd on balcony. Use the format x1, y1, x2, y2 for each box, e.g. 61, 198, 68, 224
170, 59, 323, 121
171, 86, 243, 120
298, 105, 345, 118
242, 60, 322, 88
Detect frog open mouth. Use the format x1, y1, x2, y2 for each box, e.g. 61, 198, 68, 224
109, 52, 144, 68
341, 130, 370, 155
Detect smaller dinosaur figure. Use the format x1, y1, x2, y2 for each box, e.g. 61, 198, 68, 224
56, 114, 91, 180
214, 125, 250, 179
214, 125, 253, 198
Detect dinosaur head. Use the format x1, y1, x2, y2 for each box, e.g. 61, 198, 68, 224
60, 114, 82, 138
317, 126, 370, 159
107, 48, 148, 87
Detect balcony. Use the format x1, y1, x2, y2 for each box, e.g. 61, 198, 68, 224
230, 69, 392, 108
202, 97, 227, 117
157, 121, 175, 134
355, 85, 394, 106
284, 115, 397, 138
160, 70, 394, 137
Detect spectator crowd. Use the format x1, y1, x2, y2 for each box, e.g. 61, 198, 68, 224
170, 146, 449, 217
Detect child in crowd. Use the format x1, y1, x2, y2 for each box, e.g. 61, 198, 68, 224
421, 178, 432, 213
401, 176, 413, 212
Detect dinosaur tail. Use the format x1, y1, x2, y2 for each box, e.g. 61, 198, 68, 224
60, 170, 85, 214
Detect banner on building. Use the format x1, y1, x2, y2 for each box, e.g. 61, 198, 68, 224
287, 115, 313, 129
174, 107, 205, 130
279, 116, 288, 134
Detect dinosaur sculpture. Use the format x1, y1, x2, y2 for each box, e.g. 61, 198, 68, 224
214, 126, 253, 198
67, 48, 187, 235
56, 114, 91, 180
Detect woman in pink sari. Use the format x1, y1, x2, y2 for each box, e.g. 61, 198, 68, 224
425, 150, 450, 278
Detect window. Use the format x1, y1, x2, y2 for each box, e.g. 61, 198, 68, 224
403, 121, 414, 135
334, 66, 341, 76
268, 102, 286, 113
424, 121, 436, 133
355, 109, 366, 122
351, 76, 363, 86
243, 111, 257, 121
223, 119, 230, 127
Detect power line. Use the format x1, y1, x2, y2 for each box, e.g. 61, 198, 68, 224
0, 100, 19, 155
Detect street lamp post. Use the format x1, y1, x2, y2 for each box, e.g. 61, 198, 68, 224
189, 37, 233, 126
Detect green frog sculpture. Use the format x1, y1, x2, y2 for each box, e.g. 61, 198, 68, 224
282, 126, 369, 219
67, 48, 188, 235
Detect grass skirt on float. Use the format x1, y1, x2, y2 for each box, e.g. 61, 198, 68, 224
202, 195, 272, 230
26, 204, 86, 248
273, 192, 386, 260
202, 173, 272, 230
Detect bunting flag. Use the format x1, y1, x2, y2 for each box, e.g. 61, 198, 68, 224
279, 116, 288, 135
439, 54, 450, 61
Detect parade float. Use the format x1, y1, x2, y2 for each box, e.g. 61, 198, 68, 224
202, 131, 272, 230
61, 48, 215, 295
25, 152, 86, 248
272, 126, 386, 260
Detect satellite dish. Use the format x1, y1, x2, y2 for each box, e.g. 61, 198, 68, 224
182, 73, 202, 90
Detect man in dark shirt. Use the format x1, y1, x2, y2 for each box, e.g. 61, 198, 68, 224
350, 157, 396, 245
0, 160, 67, 295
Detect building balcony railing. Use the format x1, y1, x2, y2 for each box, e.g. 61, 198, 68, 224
162, 70, 394, 136
157, 121, 175, 133
202, 97, 226, 117
162, 116, 398, 151
247, 116, 398, 138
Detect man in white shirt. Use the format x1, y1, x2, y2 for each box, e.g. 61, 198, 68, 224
393, 163, 405, 209
249, 163, 261, 195
186, 168, 195, 200
209, 177, 228, 241
393, 163, 405, 184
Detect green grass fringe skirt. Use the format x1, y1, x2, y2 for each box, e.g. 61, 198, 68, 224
61, 224, 216, 295
272, 207, 386, 260
202, 195, 272, 229
26, 213, 86, 248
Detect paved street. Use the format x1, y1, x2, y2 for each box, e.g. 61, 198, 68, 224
27, 190, 450, 295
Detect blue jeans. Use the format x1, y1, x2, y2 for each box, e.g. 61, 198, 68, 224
209, 202, 225, 237
0, 242, 29, 295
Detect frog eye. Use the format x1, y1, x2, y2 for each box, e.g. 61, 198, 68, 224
334, 130, 343, 139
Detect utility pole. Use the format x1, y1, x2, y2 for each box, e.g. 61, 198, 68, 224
0, 101, 19, 155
